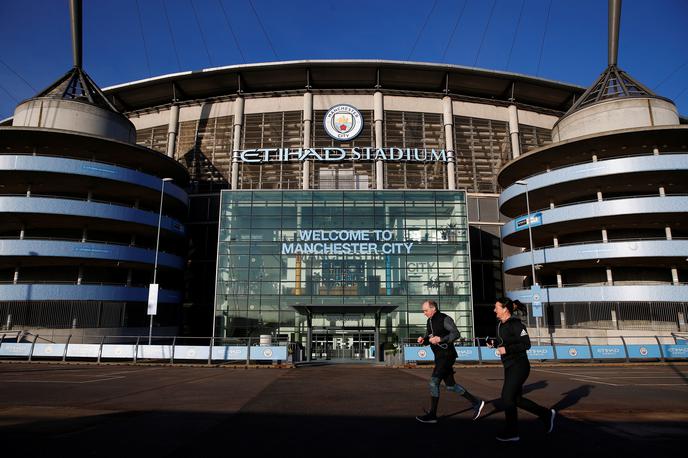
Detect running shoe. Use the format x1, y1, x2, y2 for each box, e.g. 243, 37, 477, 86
415, 412, 438, 424
495, 433, 520, 442
472, 400, 485, 420
546, 409, 556, 433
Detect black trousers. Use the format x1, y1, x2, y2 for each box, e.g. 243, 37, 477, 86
501, 356, 550, 434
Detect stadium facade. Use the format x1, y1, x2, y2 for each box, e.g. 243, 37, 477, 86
1, 1, 685, 357
99, 60, 585, 352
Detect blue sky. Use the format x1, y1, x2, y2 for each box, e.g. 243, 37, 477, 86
1, 0, 686, 119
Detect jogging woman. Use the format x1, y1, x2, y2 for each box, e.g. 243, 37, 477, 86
488, 297, 555, 441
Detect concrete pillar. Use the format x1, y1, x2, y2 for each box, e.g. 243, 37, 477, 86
77, 266, 84, 285
508, 104, 521, 159
611, 309, 618, 329
606, 267, 613, 285
556, 270, 563, 287
166, 104, 180, 158
597, 190, 603, 201
553, 236, 559, 247
81, 228, 88, 243
665, 226, 673, 240
26, 185, 31, 197
374, 91, 384, 190
19, 225, 25, 240
231, 97, 245, 190
443, 96, 456, 190
549, 199, 555, 209
653, 147, 660, 155
602, 228, 608, 242
13, 267, 19, 284
592, 154, 598, 162
671, 268, 679, 285
87, 191, 93, 201
302, 92, 313, 190
659, 186, 666, 197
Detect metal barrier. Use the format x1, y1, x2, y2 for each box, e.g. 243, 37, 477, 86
0, 333, 293, 365
403, 335, 688, 363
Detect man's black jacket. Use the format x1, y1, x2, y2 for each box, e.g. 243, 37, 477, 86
421, 311, 460, 359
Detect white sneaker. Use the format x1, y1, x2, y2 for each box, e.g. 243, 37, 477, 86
496, 434, 520, 442
547, 409, 556, 433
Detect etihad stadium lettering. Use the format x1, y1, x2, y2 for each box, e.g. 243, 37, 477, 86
238, 147, 447, 163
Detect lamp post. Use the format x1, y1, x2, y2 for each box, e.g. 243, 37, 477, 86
515, 180, 541, 344
149, 178, 174, 345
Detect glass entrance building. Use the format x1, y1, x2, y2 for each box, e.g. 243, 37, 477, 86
215, 190, 471, 355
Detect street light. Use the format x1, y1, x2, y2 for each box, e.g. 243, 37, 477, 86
149, 177, 174, 345
515, 179, 541, 344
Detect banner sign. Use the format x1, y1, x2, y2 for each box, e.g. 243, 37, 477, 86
250, 346, 287, 360
212, 346, 248, 361
531, 284, 543, 318
455, 346, 480, 361
147, 283, 159, 316
527, 346, 555, 360
555, 345, 591, 359
661, 345, 688, 358
626, 344, 661, 359
282, 229, 413, 256
171, 345, 208, 360
136, 345, 173, 359
101, 345, 136, 359
515, 212, 543, 231
32, 343, 66, 357
479, 346, 502, 361
591, 345, 626, 359
66, 344, 101, 358
0, 343, 32, 356
404, 346, 435, 362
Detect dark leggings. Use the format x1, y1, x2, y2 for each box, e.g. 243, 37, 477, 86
502, 357, 550, 434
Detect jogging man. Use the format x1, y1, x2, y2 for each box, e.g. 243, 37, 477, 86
415, 299, 485, 423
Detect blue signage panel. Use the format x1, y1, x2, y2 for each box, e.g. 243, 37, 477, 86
0, 343, 32, 357
66, 344, 101, 358
32, 343, 66, 357
479, 346, 502, 361
531, 284, 543, 318
555, 345, 591, 359
212, 346, 248, 361
514, 212, 543, 232
172, 345, 209, 360
455, 346, 479, 361
404, 346, 434, 362
591, 345, 626, 359
137, 345, 173, 359
101, 345, 136, 359
250, 346, 287, 360
661, 345, 688, 359
527, 346, 555, 360
626, 344, 661, 359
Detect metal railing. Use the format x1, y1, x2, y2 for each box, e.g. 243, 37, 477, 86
402, 334, 688, 364
0, 332, 297, 365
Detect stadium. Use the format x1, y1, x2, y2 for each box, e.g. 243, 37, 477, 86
0, 0, 685, 361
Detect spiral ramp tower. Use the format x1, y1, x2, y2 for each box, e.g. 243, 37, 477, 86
0, 1, 189, 335
498, 0, 688, 335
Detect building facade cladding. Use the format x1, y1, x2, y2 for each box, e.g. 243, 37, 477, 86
0, 128, 189, 331
122, 62, 571, 337
498, 126, 688, 332
215, 190, 471, 343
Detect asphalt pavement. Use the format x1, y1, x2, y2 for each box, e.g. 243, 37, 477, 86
0, 362, 686, 457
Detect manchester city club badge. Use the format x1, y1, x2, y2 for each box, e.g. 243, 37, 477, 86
324, 104, 363, 141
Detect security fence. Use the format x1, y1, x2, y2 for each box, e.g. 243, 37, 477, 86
403, 334, 688, 363
0, 332, 297, 365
